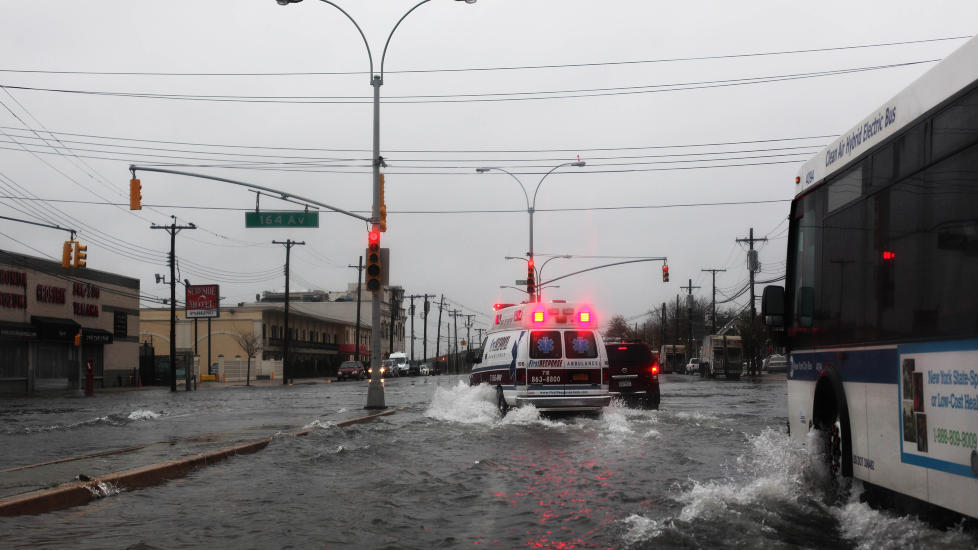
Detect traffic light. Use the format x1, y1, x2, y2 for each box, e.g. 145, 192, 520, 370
379, 173, 387, 232
74, 242, 87, 268
61, 241, 74, 268
366, 230, 382, 292
526, 258, 536, 300
129, 178, 142, 210
662, 264, 669, 282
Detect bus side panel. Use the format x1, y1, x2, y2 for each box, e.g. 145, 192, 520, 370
786, 378, 814, 443
928, 461, 978, 518
864, 381, 928, 501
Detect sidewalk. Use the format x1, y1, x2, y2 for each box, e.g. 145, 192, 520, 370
0, 407, 394, 517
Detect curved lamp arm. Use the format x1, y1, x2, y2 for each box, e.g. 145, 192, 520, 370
531, 161, 586, 209
313, 0, 375, 79
476, 167, 530, 210
381, 0, 432, 80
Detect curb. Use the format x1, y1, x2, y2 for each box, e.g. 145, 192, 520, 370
0, 408, 395, 517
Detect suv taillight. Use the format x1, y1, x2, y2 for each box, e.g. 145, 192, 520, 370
651, 363, 659, 376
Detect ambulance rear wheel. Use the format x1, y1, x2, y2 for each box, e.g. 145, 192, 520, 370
496, 386, 509, 417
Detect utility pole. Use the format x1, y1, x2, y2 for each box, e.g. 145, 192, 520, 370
435, 294, 445, 365
450, 309, 461, 374
701, 268, 727, 334
273, 239, 305, 384
476, 327, 485, 344
736, 227, 768, 319
681, 279, 701, 359
151, 216, 196, 392
409, 296, 415, 363
660, 302, 666, 351
464, 314, 474, 367
422, 295, 432, 363
406, 294, 435, 364
347, 257, 364, 363
674, 295, 680, 346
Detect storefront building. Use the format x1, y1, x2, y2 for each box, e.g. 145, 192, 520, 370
139, 301, 371, 381
0, 249, 140, 394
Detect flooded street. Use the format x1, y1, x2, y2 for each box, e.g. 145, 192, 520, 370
1, 375, 976, 549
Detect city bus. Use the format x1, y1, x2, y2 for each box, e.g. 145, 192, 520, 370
762, 35, 978, 520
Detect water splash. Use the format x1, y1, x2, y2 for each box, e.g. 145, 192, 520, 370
85, 480, 122, 499
423, 381, 499, 425
127, 410, 160, 421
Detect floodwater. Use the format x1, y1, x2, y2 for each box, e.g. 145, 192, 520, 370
1, 375, 976, 549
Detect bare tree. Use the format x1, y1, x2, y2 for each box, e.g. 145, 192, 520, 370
232, 332, 262, 386
604, 315, 636, 341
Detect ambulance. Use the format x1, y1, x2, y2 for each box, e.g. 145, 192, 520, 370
470, 301, 612, 414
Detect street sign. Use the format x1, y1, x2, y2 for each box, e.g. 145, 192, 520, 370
245, 211, 319, 228
186, 285, 220, 318
515, 280, 528, 285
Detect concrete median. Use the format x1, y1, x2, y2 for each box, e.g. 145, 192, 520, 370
0, 408, 394, 517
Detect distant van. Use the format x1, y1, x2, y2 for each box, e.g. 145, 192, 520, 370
470, 301, 611, 414
389, 352, 409, 376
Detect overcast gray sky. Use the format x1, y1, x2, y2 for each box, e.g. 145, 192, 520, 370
1, 1, 977, 342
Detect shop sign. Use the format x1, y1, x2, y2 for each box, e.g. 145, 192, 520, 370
186, 285, 219, 318
0, 270, 26, 288
36, 284, 66, 304
73, 283, 100, 299
73, 303, 99, 317
0, 292, 26, 309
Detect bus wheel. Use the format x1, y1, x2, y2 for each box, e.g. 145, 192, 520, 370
813, 370, 853, 500
496, 386, 509, 417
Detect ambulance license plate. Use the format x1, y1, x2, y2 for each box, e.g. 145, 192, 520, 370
618, 380, 631, 387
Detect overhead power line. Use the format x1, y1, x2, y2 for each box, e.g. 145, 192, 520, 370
0, 125, 835, 153
0, 59, 940, 104
0, 194, 790, 214
0, 35, 966, 76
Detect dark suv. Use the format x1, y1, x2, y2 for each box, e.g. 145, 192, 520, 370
605, 340, 661, 409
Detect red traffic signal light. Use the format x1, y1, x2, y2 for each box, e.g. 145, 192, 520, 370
662, 264, 669, 282
366, 230, 382, 292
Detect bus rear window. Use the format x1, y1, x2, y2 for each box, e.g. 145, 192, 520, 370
530, 331, 562, 359
563, 331, 598, 358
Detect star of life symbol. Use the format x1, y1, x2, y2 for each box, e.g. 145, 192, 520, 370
537, 336, 555, 354
572, 336, 590, 354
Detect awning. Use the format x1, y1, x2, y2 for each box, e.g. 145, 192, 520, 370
31, 316, 80, 342
0, 320, 37, 340
82, 327, 114, 345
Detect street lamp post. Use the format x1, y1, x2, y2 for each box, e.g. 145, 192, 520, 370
477, 162, 585, 302
277, 0, 476, 409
